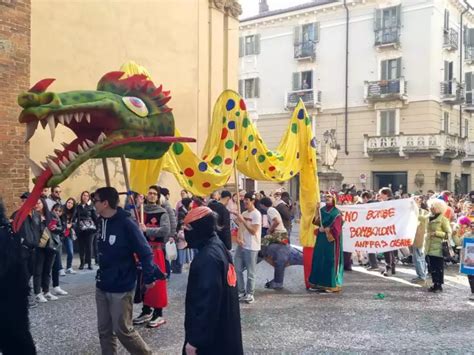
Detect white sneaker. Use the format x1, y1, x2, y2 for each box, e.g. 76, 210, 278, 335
238, 292, 246, 301
66, 268, 76, 274
35, 293, 48, 303
53, 286, 68, 296
244, 294, 255, 304
44, 292, 58, 301
59, 269, 66, 276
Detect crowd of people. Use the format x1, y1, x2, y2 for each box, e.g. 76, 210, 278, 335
1, 182, 474, 355
321, 186, 474, 298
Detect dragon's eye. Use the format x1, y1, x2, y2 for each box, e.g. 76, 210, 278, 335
122, 96, 149, 117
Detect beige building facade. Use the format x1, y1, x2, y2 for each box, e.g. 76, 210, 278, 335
240, 0, 474, 196
28, 0, 240, 202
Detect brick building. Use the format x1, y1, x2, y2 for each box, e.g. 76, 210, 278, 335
0, 0, 30, 213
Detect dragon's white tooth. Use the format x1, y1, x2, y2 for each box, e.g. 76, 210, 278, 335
61, 142, 68, 149
64, 115, 72, 124
74, 113, 81, 122
58, 160, 67, 170
77, 144, 85, 154
85, 139, 95, 148
85, 113, 91, 123
27, 158, 44, 178
61, 156, 70, 165
46, 158, 61, 175
25, 121, 39, 143
47, 115, 56, 140
54, 149, 62, 156
68, 151, 78, 160
57, 115, 65, 125
82, 142, 89, 151
97, 132, 107, 144
40, 161, 49, 170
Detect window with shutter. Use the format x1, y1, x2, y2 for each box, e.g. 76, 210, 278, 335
379, 110, 396, 136
374, 6, 401, 45
292, 72, 301, 91
254, 78, 260, 98
242, 78, 260, 99
465, 118, 469, 138
466, 72, 473, 105
380, 111, 388, 135
381, 58, 401, 80
444, 10, 449, 32
244, 79, 254, 98
254, 34, 261, 55
245, 35, 256, 55
443, 112, 450, 133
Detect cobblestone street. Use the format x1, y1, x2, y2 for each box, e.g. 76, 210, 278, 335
30, 254, 474, 354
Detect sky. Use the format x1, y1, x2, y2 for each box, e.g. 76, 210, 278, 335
240, 0, 474, 19
240, 0, 309, 19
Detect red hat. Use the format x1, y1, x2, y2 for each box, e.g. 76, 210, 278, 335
184, 206, 213, 225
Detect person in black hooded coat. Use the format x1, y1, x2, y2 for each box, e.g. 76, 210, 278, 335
0, 200, 36, 355
183, 206, 243, 355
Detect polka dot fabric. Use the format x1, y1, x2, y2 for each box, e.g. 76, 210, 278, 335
133, 90, 319, 248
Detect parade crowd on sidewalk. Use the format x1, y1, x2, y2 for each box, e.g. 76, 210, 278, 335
1, 183, 474, 355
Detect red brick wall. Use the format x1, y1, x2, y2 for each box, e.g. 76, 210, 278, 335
0, 0, 30, 215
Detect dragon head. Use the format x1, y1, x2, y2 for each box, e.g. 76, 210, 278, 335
13, 71, 194, 231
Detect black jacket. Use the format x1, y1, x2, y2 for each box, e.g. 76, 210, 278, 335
208, 200, 232, 250
75, 203, 98, 230
184, 235, 243, 354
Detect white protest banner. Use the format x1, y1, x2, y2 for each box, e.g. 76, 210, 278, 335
339, 199, 418, 253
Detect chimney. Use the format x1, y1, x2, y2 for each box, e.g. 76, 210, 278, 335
259, 0, 269, 14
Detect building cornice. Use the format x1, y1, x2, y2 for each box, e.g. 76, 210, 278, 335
210, 0, 242, 19
240, 0, 474, 29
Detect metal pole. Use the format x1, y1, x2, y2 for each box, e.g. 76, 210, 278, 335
102, 158, 111, 187
120, 155, 131, 192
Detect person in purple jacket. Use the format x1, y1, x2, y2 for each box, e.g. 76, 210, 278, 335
93, 187, 165, 355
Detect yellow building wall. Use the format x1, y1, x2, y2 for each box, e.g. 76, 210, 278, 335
28, 0, 240, 203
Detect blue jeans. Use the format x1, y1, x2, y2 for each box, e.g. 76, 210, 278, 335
64, 237, 74, 269
234, 246, 259, 296
413, 247, 427, 280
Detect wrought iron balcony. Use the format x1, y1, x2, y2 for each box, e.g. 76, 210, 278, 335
466, 46, 474, 64
440, 80, 465, 104
374, 27, 400, 47
364, 78, 407, 102
364, 133, 467, 159
443, 28, 458, 51
294, 41, 315, 60
285, 89, 321, 110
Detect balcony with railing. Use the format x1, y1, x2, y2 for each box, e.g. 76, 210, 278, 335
374, 27, 400, 47
463, 142, 474, 162
466, 46, 474, 64
440, 79, 465, 104
443, 28, 458, 51
364, 133, 467, 159
294, 41, 315, 60
364, 78, 407, 103
285, 89, 321, 110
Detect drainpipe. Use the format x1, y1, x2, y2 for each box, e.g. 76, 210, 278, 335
343, 0, 349, 155
460, 6, 469, 137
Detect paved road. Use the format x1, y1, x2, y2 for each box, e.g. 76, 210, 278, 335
29, 252, 474, 354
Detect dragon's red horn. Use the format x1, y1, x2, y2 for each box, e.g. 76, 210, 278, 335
29, 79, 56, 93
